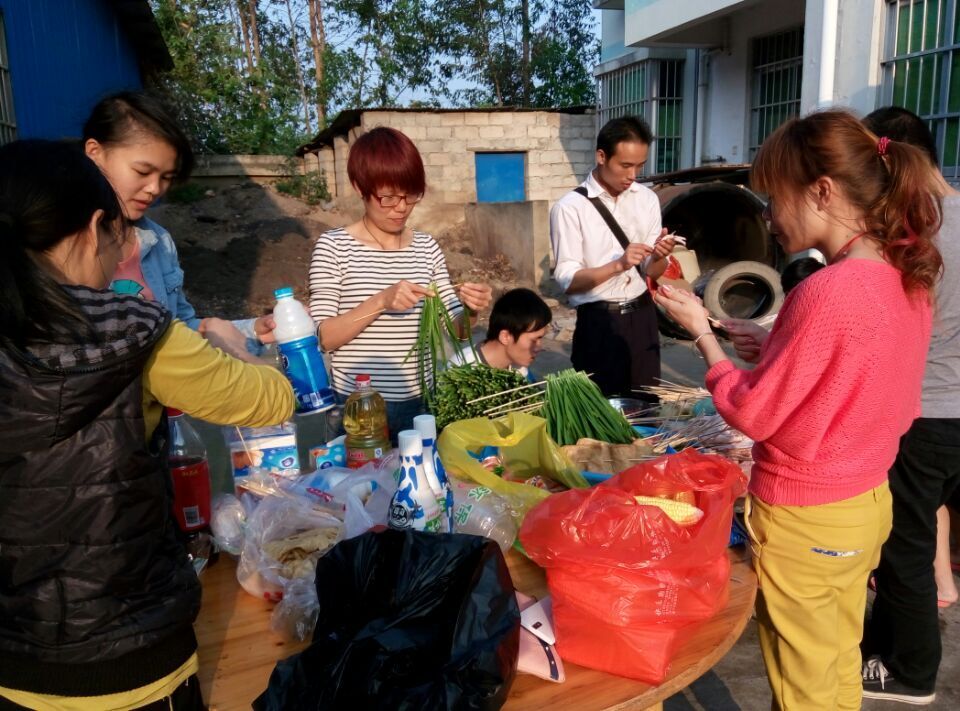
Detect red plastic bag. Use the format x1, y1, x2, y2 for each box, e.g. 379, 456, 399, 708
518, 449, 746, 682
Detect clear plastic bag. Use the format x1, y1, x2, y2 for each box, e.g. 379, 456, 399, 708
271, 575, 320, 641
449, 478, 520, 552
237, 495, 344, 602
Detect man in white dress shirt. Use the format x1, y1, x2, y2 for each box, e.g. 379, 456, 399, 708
549, 116, 675, 399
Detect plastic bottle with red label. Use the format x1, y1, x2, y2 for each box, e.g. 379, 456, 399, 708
167, 408, 216, 571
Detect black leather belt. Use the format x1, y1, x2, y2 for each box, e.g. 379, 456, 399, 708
578, 291, 652, 314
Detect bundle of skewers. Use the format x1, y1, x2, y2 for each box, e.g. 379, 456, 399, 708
631, 379, 711, 422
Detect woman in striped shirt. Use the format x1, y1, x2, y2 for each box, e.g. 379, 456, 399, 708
309, 127, 492, 435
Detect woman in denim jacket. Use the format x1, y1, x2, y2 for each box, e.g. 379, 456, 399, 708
83, 92, 273, 359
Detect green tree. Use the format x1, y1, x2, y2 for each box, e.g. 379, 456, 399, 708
529, 0, 597, 107
149, 0, 596, 153
324, 0, 439, 107
151, 0, 313, 153
431, 0, 595, 108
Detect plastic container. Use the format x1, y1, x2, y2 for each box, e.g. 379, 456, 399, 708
388, 430, 443, 532
224, 423, 299, 494
273, 286, 336, 414
344, 374, 390, 469
450, 479, 518, 552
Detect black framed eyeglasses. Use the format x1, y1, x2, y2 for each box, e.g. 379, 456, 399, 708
374, 192, 424, 208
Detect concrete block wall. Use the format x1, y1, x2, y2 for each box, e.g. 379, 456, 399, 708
357, 110, 597, 205
308, 147, 337, 198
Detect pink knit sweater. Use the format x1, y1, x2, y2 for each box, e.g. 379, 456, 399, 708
706, 260, 931, 506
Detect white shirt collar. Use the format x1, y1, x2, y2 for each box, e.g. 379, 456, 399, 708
582, 170, 643, 200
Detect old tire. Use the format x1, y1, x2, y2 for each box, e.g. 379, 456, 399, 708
702, 261, 784, 322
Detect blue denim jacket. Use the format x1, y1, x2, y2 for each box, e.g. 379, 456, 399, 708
136, 217, 261, 352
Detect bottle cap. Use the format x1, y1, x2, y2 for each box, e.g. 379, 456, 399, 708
274, 286, 294, 299
355, 374, 371, 384
166, 408, 184, 417
412, 414, 437, 440
397, 430, 423, 457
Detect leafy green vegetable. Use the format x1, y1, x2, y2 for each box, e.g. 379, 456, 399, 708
431, 364, 533, 429
543, 370, 636, 445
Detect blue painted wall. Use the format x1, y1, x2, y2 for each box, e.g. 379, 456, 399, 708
0, 0, 143, 140
475, 152, 526, 203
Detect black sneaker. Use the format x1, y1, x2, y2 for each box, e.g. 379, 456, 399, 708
862, 656, 936, 705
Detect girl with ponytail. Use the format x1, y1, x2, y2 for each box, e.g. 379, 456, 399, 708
655, 109, 942, 710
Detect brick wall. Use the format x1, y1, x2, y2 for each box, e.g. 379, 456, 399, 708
346, 110, 597, 205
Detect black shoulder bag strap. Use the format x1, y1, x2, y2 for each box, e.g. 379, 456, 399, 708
573, 186, 643, 275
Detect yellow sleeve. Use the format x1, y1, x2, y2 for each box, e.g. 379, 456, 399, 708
143, 320, 295, 430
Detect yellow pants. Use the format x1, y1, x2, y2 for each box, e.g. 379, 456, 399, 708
745, 483, 892, 710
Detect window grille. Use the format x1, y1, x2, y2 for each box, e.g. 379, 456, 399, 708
882, 0, 960, 178
597, 59, 684, 174
0, 12, 16, 146
749, 27, 804, 157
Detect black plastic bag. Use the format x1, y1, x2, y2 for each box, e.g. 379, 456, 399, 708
254, 529, 520, 710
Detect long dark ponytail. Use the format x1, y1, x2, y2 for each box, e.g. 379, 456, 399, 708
0, 140, 123, 346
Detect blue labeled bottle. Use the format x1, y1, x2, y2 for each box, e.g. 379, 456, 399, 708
388, 430, 443, 532
413, 414, 453, 533
272, 287, 336, 414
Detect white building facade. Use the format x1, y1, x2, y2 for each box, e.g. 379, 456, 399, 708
596, 0, 959, 179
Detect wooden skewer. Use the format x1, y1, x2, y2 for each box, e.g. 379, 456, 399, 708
488, 403, 545, 418
351, 308, 387, 322
466, 380, 546, 405
482, 390, 546, 414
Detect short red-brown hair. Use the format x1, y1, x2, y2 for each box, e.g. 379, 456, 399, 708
347, 127, 427, 199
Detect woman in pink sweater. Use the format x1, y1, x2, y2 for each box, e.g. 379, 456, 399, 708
655, 109, 943, 710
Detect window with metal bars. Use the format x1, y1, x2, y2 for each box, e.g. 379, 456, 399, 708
596, 59, 684, 174
0, 12, 15, 146
749, 27, 804, 158
882, 0, 960, 178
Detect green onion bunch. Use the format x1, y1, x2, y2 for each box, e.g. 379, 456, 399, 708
543, 369, 636, 445
406, 283, 476, 409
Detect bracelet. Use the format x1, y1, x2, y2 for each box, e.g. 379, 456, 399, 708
692, 331, 717, 348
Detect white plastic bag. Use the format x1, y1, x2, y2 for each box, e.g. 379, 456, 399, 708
210, 493, 247, 556
289, 451, 397, 539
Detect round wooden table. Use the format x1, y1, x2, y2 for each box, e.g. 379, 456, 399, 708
194, 546, 756, 711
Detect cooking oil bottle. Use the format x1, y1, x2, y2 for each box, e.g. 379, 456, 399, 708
344, 374, 390, 468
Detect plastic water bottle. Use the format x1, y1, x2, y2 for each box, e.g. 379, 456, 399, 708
273, 287, 335, 414
449, 480, 518, 552
413, 414, 452, 532
344, 374, 390, 469
388, 430, 443, 532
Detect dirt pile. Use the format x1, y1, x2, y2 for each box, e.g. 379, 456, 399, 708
151, 183, 338, 320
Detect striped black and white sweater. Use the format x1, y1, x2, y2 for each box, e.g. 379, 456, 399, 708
308, 228, 462, 401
